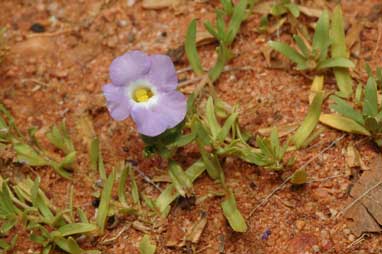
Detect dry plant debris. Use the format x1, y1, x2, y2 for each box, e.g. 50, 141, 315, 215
345, 156, 382, 236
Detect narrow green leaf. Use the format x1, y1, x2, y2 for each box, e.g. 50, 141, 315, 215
58, 223, 98, 237
13, 142, 47, 166
330, 95, 364, 125
216, 112, 238, 142
209, 45, 232, 82
118, 165, 129, 206
286, 3, 300, 18
355, 83, 363, 105
363, 77, 378, 117
54, 237, 83, 254
221, 192, 247, 232
319, 114, 371, 136
59, 151, 76, 169
268, 41, 307, 68
90, 137, 99, 171
96, 170, 115, 234
129, 167, 140, 206
293, 35, 309, 57
139, 235, 156, 254
334, 68, 353, 99
331, 5, 348, 58
77, 208, 89, 223
317, 57, 354, 69
204, 21, 219, 39
331, 5, 353, 98
313, 10, 330, 61
168, 161, 193, 197
225, 0, 247, 45
206, 96, 221, 138
221, 0, 234, 15
292, 92, 324, 148
155, 160, 205, 214
185, 20, 204, 75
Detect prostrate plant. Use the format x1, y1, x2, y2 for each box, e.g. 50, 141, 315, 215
320, 71, 382, 146
0, 177, 99, 254
257, 0, 300, 32
269, 6, 354, 98
0, 105, 76, 179
186, 0, 254, 82
252, 128, 290, 170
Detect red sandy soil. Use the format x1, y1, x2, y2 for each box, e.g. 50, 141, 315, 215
1, 0, 382, 253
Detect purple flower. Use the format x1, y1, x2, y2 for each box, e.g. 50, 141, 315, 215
261, 228, 271, 240
103, 51, 187, 137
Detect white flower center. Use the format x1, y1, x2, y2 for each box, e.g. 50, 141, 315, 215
126, 80, 159, 107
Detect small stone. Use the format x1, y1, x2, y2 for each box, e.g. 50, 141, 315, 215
343, 228, 351, 235
295, 220, 305, 231
127, 32, 136, 43
312, 245, 320, 253
348, 234, 355, 242
30, 23, 46, 33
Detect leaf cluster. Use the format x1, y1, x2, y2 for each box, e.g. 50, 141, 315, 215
0, 105, 76, 179
322, 75, 382, 146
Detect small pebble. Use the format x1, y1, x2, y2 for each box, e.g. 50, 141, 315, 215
312, 245, 320, 253
92, 198, 100, 208
30, 23, 45, 33
295, 220, 305, 231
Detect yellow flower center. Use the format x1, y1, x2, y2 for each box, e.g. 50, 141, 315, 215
133, 87, 153, 103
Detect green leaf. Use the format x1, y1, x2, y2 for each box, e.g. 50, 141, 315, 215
96, 170, 115, 234
268, 41, 307, 68
58, 223, 98, 237
312, 10, 330, 61
139, 235, 156, 254
155, 160, 205, 214
46, 121, 75, 154
206, 96, 221, 138
168, 161, 193, 197
168, 133, 196, 149
221, 192, 247, 232
209, 45, 232, 82
118, 165, 129, 206
285, 3, 300, 18
225, 0, 247, 45
317, 57, 354, 69
54, 237, 83, 254
319, 114, 371, 136
355, 83, 363, 105
0, 183, 17, 215
59, 151, 76, 169
293, 35, 309, 57
129, 167, 140, 206
216, 112, 238, 142
334, 68, 353, 99
331, 5, 348, 58
330, 95, 364, 125
77, 208, 89, 223
204, 21, 219, 40
90, 137, 106, 180
363, 77, 378, 117
330, 5, 353, 98
185, 19, 204, 75
290, 169, 308, 185
292, 92, 324, 148
13, 142, 47, 166
221, 0, 234, 15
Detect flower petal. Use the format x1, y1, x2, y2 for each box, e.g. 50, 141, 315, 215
103, 83, 131, 121
131, 91, 187, 136
109, 51, 151, 86
147, 54, 178, 91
